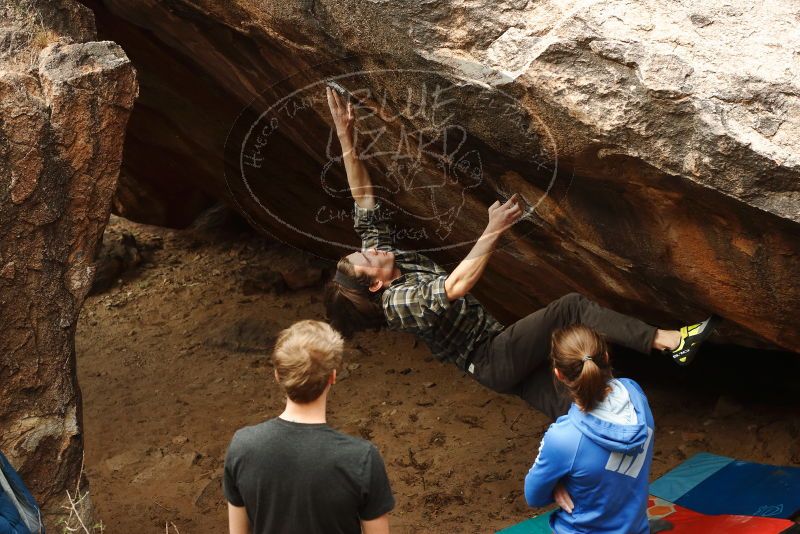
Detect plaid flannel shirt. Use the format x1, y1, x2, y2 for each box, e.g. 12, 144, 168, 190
353, 202, 505, 369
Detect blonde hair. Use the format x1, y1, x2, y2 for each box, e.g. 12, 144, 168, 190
273, 320, 344, 403
551, 325, 612, 412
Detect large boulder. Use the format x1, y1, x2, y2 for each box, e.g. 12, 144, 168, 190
85, 0, 798, 351
0, 0, 137, 525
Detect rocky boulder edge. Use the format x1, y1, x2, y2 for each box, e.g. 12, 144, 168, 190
0, 0, 137, 527
84, 0, 799, 351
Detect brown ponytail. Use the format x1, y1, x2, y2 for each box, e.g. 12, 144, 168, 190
323, 256, 387, 338
551, 325, 613, 412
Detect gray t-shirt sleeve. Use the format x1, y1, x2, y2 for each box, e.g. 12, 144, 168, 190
358, 445, 395, 520
223, 435, 245, 507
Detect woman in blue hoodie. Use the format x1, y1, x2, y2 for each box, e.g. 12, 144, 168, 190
524, 325, 654, 534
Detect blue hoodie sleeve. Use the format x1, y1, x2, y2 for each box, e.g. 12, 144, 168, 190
0, 453, 33, 534
524, 424, 577, 507
0, 498, 29, 534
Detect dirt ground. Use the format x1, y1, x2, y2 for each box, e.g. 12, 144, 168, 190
75, 216, 800, 534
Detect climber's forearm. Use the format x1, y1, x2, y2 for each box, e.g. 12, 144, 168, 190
339, 133, 375, 209
445, 194, 522, 300
444, 229, 500, 301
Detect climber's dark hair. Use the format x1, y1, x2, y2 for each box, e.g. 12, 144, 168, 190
324, 256, 387, 338
550, 325, 613, 412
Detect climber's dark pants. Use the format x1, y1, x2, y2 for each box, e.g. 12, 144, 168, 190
466, 293, 657, 420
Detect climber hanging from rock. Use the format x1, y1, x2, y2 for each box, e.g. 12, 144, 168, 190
322, 86, 719, 420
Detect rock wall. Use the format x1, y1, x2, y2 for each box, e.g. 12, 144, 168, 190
0, 0, 137, 523
83, 0, 799, 351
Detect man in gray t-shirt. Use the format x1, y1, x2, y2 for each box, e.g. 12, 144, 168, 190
223, 320, 394, 534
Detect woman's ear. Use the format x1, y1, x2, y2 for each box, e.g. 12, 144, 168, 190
554, 368, 566, 383
330, 369, 337, 385
274, 369, 280, 383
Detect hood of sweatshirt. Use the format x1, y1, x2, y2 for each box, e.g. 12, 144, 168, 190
567, 378, 649, 455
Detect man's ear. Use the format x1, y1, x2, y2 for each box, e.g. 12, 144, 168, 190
368, 279, 383, 293
329, 369, 337, 385
274, 369, 280, 383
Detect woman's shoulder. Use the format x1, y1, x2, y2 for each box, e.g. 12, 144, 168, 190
543, 414, 583, 445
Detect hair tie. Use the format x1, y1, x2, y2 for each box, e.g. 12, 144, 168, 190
581, 355, 593, 362
333, 270, 366, 290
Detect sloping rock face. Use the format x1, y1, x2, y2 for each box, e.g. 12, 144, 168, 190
0, 0, 137, 523
85, 0, 798, 351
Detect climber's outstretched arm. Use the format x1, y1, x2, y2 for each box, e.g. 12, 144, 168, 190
326, 87, 374, 209
444, 195, 522, 301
